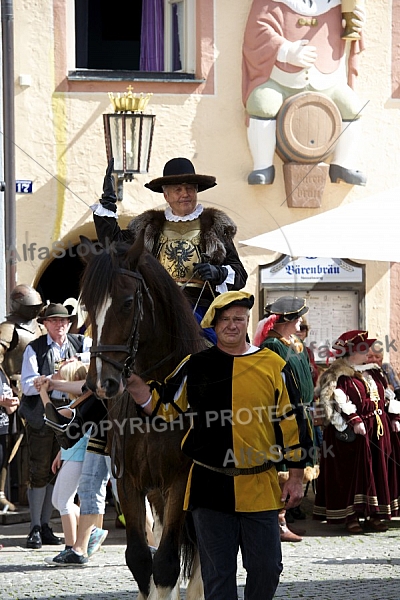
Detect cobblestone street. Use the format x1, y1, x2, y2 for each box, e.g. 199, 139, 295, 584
2, 492, 400, 599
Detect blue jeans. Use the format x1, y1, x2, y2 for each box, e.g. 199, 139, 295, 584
192, 507, 282, 600
77, 452, 111, 515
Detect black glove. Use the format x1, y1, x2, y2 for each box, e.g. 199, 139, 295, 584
99, 158, 117, 213
193, 263, 228, 285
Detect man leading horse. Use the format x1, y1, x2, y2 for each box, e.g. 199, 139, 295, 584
127, 291, 306, 600
91, 157, 248, 344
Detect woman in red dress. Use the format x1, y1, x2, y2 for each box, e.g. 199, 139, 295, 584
313, 330, 400, 533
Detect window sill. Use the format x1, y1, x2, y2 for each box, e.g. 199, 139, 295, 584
68, 70, 204, 84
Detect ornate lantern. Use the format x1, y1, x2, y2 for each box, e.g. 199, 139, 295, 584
103, 86, 156, 199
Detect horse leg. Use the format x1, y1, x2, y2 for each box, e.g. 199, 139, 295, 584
152, 480, 188, 600
185, 550, 204, 600
147, 488, 164, 549
118, 481, 153, 598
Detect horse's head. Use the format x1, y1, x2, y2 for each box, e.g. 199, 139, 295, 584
80, 235, 205, 400
80, 235, 152, 399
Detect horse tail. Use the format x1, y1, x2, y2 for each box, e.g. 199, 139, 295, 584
181, 511, 197, 581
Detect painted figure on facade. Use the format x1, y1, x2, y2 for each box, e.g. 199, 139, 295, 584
242, 0, 366, 186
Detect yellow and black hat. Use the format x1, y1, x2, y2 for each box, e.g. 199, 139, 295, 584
201, 291, 254, 329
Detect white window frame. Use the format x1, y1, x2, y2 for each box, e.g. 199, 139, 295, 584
164, 0, 196, 73
67, 0, 196, 75
66, 0, 76, 72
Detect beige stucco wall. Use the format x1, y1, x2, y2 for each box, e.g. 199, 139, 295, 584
11, 0, 399, 357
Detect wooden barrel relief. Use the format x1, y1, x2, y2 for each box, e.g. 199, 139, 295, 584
276, 92, 342, 164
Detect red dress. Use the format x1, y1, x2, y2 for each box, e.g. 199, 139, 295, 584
314, 361, 399, 523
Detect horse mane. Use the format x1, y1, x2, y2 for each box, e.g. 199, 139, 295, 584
80, 243, 125, 313
80, 236, 206, 376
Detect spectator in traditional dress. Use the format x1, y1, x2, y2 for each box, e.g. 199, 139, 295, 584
314, 330, 400, 533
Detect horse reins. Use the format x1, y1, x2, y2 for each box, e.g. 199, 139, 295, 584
89, 267, 155, 378
180, 274, 216, 315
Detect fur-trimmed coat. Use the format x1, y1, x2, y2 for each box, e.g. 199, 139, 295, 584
317, 359, 359, 425
317, 359, 400, 428
314, 359, 399, 524
94, 208, 248, 290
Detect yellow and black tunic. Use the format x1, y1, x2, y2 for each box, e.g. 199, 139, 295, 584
150, 345, 304, 514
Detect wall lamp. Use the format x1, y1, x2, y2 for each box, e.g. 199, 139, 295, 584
103, 86, 156, 201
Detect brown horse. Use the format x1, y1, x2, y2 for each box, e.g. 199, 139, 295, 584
79, 235, 206, 600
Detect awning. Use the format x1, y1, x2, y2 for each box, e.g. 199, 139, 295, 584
241, 187, 400, 262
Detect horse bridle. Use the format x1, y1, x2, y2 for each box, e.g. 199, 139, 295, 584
89, 267, 155, 378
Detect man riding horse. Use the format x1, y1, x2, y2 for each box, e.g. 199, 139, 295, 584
91, 157, 248, 344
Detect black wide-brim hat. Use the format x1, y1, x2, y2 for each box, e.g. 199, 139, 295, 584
144, 157, 217, 193
264, 296, 308, 323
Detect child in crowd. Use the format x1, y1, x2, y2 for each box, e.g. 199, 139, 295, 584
38, 361, 108, 562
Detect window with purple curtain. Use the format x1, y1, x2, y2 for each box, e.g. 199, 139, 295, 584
140, 0, 165, 71
172, 3, 182, 71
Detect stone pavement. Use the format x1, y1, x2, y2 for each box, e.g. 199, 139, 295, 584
1, 490, 400, 599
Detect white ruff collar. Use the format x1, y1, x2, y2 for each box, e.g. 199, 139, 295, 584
272, 0, 341, 16
353, 363, 380, 373
165, 204, 204, 222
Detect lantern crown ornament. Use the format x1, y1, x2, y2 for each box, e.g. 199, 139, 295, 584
108, 85, 153, 113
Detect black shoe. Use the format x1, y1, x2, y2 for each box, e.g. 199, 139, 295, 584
41, 523, 63, 545
27, 525, 42, 549
44, 548, 88, 567
329, 164, 366, 186
248, 166, 275, 185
